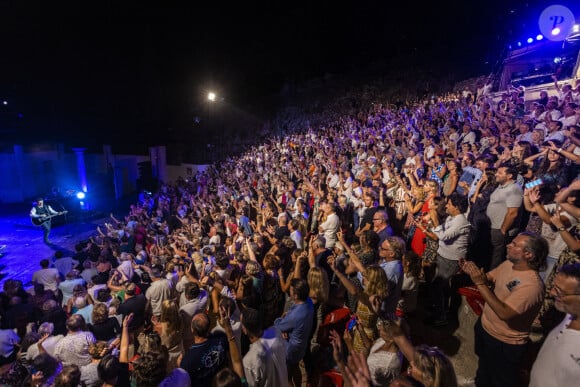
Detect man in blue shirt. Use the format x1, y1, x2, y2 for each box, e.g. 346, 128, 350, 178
458, 153, 494, 198
274, 278, 314, 386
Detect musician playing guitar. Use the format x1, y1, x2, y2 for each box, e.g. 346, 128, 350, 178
30, 197, 66, 244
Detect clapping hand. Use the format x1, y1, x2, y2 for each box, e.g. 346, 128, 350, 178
461, 260, 487, 286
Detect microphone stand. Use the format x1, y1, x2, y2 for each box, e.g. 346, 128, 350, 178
53, 199, 72, 239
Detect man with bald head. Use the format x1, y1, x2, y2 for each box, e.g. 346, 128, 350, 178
179, 312, 228, 385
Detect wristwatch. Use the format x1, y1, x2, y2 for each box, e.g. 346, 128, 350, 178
558, 227, 566, 231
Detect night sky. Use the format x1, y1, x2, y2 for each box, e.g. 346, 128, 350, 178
0, 0, 573, 152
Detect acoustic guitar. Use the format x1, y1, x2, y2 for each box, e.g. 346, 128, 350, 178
31, 211, 68, 226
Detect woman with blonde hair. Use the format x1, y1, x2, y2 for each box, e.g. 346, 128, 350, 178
409, 179, 439, 257
329, 260, 389, 353
384, 319, 457, 387
338, 230, 380, 311
87, 303, 120, 342
307, 267, 329, 306
307, 267, 330, 343
81, 340, 111, 387
152, 299, 183, 371
408, 345, 457, 387
305, 266, 331, 381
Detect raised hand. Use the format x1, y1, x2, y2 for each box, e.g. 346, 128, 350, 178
329, 329, 343, 363
528, 187, 541, 204
343, 351, 372, 387
327, 255, 337, 271
122, 313, 134, 329
550, 213, 565, 229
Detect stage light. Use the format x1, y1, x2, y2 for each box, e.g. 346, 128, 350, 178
536, 34, 543, 41
574, 25, 579, 33
527, 37, 533, 43
76, 192, 86, 199
207, 92, 216, 102
2, 101, 6, 105
508, 44, 512, 50
517, 41, 522, 47
554, 57, 562, 64
552, 27, 561, 36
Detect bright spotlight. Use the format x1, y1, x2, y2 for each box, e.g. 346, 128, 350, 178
76, 192, 86, 199
527, 37, 533, 43
536, 34, 543, 41
551, 27, 561, 36
574, 25, 579, 33
207, 92, 216, 102
2, 101, 6, 105
554, 57, 562, 64
517, 41, 522, 47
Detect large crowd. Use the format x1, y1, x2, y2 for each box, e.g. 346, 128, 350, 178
1, 76, 580, 387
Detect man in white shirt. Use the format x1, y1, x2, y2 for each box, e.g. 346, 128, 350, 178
145, 266, 174, 317
326, 168, 340, 190
288, 219, 303, 250
242, 307, 288, 387
27, 322, 63, 360
208, 226, 221, 245
530, 263, 580, 386
545, 120, 566, 143
559, 102, 579, 129
545, 100, 563, 122
458, 123, 477, 145
422, 137, 436, 160
515, 121, 534, 143
318, 202, 340, 248
32, 259, 60, 295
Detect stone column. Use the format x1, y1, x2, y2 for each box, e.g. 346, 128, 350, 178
72, 148, 88, 209
72, 148, 88, 193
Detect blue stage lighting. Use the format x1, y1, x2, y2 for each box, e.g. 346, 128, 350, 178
536, 34, 543, 41
76, 192, 86, 199
517, 41, 522, 47
527, 37, 533, 43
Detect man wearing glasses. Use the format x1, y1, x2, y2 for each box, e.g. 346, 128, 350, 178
372, 210, 394, 246
529, 263, 580, 386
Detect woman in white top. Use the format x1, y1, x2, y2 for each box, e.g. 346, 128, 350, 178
330, 317, 402, 386
404, 148, 421, 172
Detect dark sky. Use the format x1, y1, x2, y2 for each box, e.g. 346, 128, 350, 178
0, 0, 571, 149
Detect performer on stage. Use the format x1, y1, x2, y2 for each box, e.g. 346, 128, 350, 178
30, 198, 59, 244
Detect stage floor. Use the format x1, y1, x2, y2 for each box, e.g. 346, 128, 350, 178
0, 194, 137, 291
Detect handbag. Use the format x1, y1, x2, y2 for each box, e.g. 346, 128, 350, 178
422, 237, 439, 263
405, 213, 421, 243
